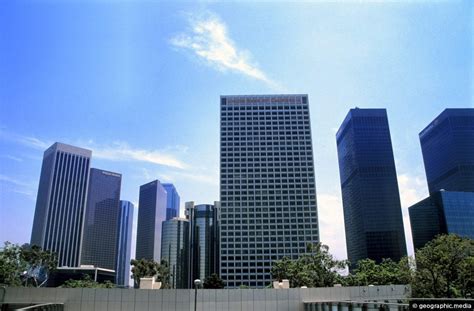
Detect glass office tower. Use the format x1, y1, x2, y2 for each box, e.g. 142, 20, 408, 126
136, 180, 167, 261
185, 201, 220, 287
219, 94, 319, 287
116, 200, 134, 287
81, 168, 122, 270
31, 142, 91, 267
409, 191, 474, 250
336, 108, 406, 269
162, 183, 180, 220
161, 218, 189, 288
419, 108, 474, 194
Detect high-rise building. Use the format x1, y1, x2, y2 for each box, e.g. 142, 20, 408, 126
116, 200, 134, 287
162, 183, 180, 220
185, 202, 220, 286
135, 180, 167, 261
161, 218, 189, 289
31, 142, 91, 267
336, 108, 406, 269
219, 94, 319, 288
419, 108, 474, 194
81, 169, 121, 270
409, 190, 474, 250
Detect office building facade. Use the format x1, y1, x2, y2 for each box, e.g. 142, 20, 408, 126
116, 200, 134, 287
419, 108, 474, 194
185, 202, 220, 286
163, 183, 180, 220
136, 180, 167, 261
81, 169, 121, 270
219, 94, 319, 287
161, 218, 189, 289
336, 108, 406, 269
31, 142, 92, 267
409, 190, 474, 250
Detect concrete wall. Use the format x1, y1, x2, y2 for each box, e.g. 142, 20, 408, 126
1, 285, 410, 311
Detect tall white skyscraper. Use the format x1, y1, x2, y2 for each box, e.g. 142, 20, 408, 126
219, 94, 319, 288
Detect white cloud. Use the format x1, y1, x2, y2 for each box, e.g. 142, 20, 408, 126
0, 174, 31, 187
317, 193, 347, 261
1, 132, 188, 170
170, 12, 280, 89
397, 173, 429, 257
91, 142, 188, 169
0, 174, 37, 200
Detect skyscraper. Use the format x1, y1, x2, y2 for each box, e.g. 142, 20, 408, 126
162, 183, 180, 220
31, 142, 91, 267
185, 201, 220, 286
116, 200, 134, 287
336, 108, 406, 269
409, 191, 474, 250
219, 94, 319, 288
135, 180, 167, 261
419, 108, 474, 193
161, 218, 189, 289
81, 169, 121, 270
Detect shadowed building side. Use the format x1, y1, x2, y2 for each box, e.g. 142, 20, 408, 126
116, 200, 134, 287
336, 109, 407, 270
81, 168, 122, 271
30, 142, 92, 267
136, 180, 167, 261
419, 108, 474, 194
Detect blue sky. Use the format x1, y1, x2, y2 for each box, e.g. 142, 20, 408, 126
0, 0, 472, 261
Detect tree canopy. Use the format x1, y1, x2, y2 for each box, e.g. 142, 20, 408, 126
270, 243, 348, 288
203, 273, 225, 289
61, 274, 115, 288
0, 242, 57, 287
410, 234, 473, 298
130, 258, 171, 288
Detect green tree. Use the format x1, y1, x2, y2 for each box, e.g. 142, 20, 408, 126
0, 242, 26, 286
346, 258, 412, 286
61, 274, 115, 288
270, 243, 348, 288
130, 258, 171, 288
0, 242, 57, 287
203, 273, 225, 289
21, 244, 57, 287
157, 260, 171, 289
411, 234, 473, 298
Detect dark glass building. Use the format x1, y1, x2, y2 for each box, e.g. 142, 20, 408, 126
31, 142, 91, 267
161, 218, 189, 288
163, 183, 180, 220
185, 201, 220, 286
219, 94, 319, 287
116, 200, 134, 287
81, 168, 121, 270
336, 108, 407, 269
409, 190, 474, 250
135, 180, 167, 261
419, 108, 474, 194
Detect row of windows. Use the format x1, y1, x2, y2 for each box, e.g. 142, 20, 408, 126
222, 164, 313, 169
221, 131, 311, 142
221, 213, 317, 219
222, 131, 311, 137
222, 167, 314, 173
222, 104, 306, 110
222, 142, 310, 148
221, 230, 318, 241
222, 124, 309, 131
222, 110, 308, 116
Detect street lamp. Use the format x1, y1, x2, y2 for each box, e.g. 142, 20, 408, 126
194, 279, 202, 311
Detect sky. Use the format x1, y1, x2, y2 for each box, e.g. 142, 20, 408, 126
0, 0, 472, 262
